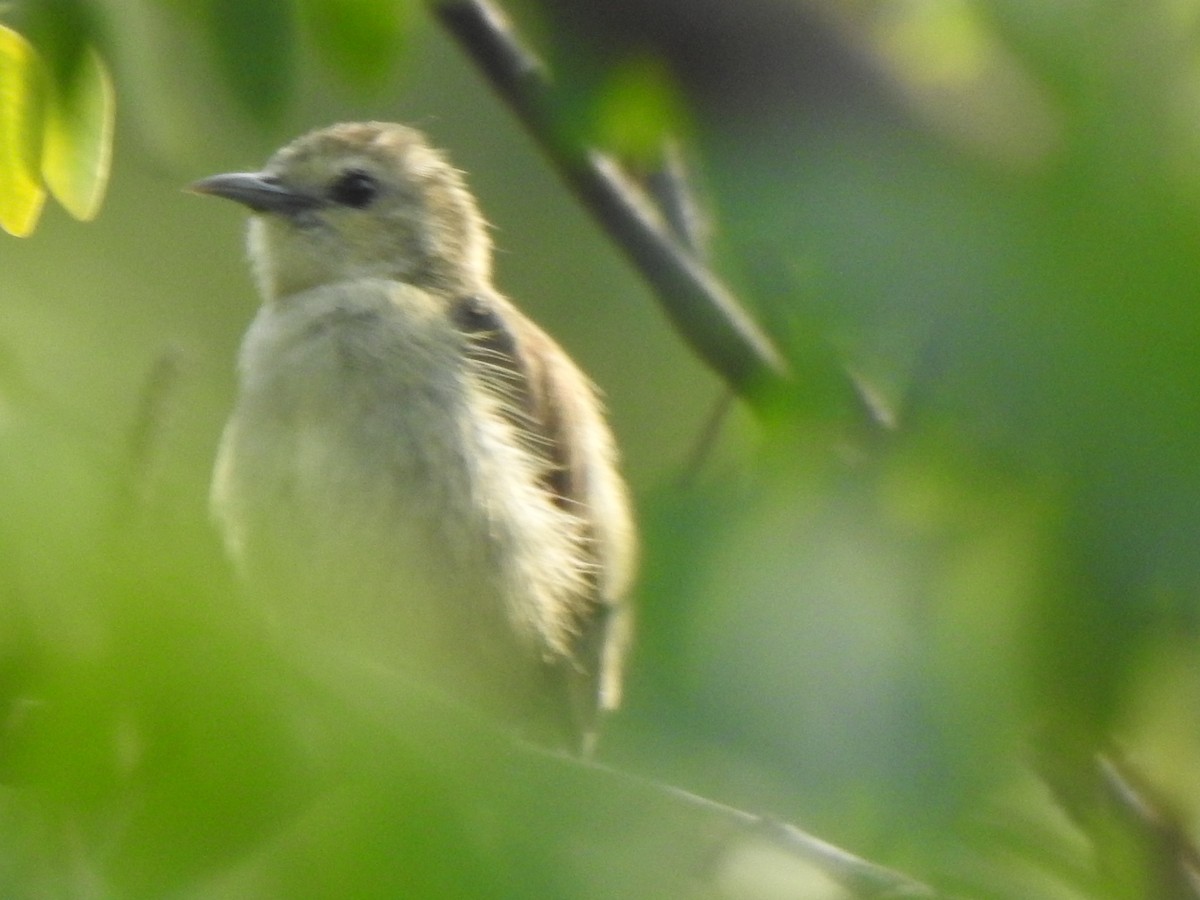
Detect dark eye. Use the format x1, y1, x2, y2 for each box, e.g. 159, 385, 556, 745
329, 168, 378, 208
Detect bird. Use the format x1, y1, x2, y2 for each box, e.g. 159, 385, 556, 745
191, 122, 635, 753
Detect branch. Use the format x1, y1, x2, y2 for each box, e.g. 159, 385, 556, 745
640, 138, 712, 261
304, 665, 942, 898
1098, 752, 1200, 898
632, 769, 941, 897
1037, 740, 1200, 898
430, 0, 790, 399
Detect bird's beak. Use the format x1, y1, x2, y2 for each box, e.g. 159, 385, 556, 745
189, 171, 321, 215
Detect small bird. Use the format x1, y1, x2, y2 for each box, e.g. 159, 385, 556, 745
192, 122, 635, 752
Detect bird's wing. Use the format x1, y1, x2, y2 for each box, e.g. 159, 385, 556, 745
451, 293, 635, 744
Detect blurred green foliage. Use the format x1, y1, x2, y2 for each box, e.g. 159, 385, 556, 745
2, 0, 1200, 897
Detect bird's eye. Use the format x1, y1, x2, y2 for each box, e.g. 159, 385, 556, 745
329, 168, 379, 208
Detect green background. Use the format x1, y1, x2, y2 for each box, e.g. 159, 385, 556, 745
3, 1, 1200, 896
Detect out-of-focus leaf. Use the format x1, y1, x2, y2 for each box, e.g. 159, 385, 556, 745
207, 0, 295, 121
0, 25, 46, 237
591, 55, 685, 165
42, 46, 114, 222
297, 0, 409, 90
19, 0, 93, 90
857, 0, 1060, 168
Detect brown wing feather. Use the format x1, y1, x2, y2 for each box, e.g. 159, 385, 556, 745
451, 293, 634, 746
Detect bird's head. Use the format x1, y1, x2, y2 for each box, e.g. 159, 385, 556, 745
192, 122, 492, 301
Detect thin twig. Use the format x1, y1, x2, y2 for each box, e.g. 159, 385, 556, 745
638, 137, 735, 479
308, 652, 942, 898
116, 345, 185, 520
431, 0, 790, 399
1098, 752, 1200, 898
642, 138, 712, 259
678, 389, 733, 485
578, 755, 941, 898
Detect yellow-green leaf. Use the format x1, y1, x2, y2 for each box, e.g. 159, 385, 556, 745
592, 56, 685, 166
0, 25, 47, 237
42, 45, 114, 222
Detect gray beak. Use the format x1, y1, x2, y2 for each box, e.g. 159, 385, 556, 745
190, 171, 321, 215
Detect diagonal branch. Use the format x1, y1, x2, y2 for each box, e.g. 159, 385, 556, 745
430, 0, 790, 400
1097, 752, 1200, 898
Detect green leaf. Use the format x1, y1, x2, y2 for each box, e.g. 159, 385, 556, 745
207, 0, 296, 122
591, 56, 685, 165
19, 0, 93, 90
42, 45, 114, 222
297, 0, 409, 90
0, 25, 47, 237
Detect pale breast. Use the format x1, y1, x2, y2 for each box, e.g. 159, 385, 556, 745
212, 279, 587, 736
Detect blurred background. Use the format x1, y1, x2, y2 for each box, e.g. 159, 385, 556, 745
3, 0, 1200, 897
